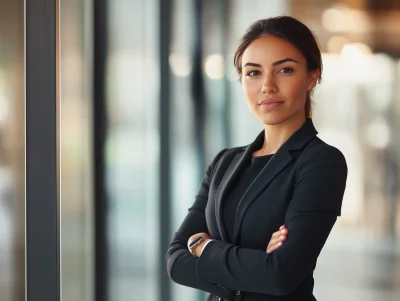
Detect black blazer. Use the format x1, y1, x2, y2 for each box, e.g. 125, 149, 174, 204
166, 119, 348, 301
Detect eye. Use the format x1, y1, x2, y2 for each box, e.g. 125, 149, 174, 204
246, 70, 261, 77
277, 67, 294, 74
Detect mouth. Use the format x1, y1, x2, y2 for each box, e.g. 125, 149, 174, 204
258, 99, 284, 109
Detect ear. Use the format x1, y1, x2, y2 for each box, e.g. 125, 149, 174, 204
307, 69, 320, 92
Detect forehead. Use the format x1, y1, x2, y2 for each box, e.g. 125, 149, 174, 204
241, 35, 305, 66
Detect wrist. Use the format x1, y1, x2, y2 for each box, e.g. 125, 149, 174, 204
196, 239, 214, 257
188, 233, 213, 257
188, 236, 205, 257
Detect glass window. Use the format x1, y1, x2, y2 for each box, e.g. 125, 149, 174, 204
0, 1, 24, 301
60, 0, 94, 300
106, 1, 159, 300
169, 0, 200, 300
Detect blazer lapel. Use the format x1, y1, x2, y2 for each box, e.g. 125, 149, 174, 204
231, 118, 318, 243
231, 147, 293, 243
214, 131, 265, 242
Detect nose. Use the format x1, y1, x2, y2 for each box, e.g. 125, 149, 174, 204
262, 75, 277, 94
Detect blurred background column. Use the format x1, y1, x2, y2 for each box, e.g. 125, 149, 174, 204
26, 1, 59, 300
104, 0, 161, 300
60, 1, 95, 301
0, 1, 24, 301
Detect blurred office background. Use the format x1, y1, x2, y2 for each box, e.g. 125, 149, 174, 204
0, 0, 399, 301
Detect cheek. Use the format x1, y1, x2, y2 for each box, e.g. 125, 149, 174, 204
282, 77, 308, 101
242, 81, 259, 101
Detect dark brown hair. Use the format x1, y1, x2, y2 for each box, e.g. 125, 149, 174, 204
234, 16, 322, 118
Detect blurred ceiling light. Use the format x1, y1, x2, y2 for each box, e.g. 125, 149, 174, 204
327, 36, 350, 54
322, 4, 370, 34
322, 7, 347, 32
341, 43, 372, 75
205, 54, 224, 80
341, 43, 372, 57
367, 117, 391, 149
169, 53, 192, 77
355, 43, 372, 55
341, 43, 373, 82
348, 10, 371, 33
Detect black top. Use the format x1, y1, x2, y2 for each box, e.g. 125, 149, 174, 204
223, 154, 274, 242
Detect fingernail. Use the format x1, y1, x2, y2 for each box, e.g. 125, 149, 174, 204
281, 230, 285, 234
278, 242, 282, 246
280, 235, 284, 239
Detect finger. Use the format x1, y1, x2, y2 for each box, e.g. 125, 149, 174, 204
271, 230, 281, 239
280, 228, 288, 235
271, 231, 280, 238
269, 235, 282, 245
274, 227, 288, 237
266, 241, 282, 253
268, 229, 287, 249
268, 235, 286, 249
273, 241, 283, 251
269, 234, 286, 246
271, 231, 286, 242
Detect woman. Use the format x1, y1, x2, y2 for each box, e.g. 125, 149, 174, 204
166, 16, 347, 301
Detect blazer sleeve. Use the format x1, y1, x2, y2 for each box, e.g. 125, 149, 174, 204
196, 146, 348, 296
165, 148, 235, 301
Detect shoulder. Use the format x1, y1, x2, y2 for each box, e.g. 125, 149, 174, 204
297, 137, 348, 175
302, 137, 346, 164
292, 137, 348, 215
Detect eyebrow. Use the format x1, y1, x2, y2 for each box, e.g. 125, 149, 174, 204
242, 58, 300, 69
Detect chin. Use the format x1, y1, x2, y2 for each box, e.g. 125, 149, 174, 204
255, 108, 306, 126
257, 113, 289, 126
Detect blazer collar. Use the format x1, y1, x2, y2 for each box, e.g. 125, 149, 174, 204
215, 118, 318, 243
243, 117, 318, 154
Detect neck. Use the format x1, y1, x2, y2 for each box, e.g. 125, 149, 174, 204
261, 114, 307, 155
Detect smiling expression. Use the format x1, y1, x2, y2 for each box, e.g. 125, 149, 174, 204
240, 34, 320, 125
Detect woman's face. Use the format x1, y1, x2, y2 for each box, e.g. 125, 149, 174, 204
241, 34, 319, 125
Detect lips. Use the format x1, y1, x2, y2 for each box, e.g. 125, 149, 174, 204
259, 99, 284, 109
258, 99, 284, 105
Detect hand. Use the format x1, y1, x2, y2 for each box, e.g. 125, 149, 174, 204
188, 232, 213, 257
266, 225, 288, 254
